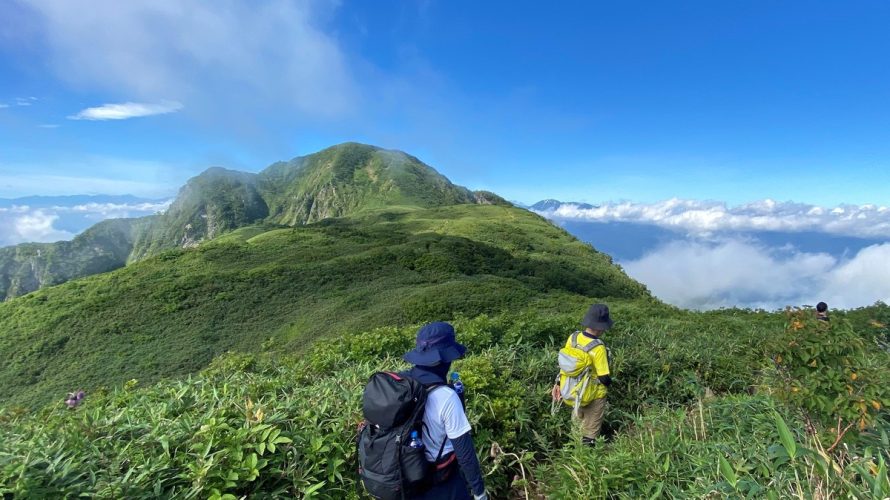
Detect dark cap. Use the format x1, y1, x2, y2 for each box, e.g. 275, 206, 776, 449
403, 322, 467, 367
581, 303, 613, 331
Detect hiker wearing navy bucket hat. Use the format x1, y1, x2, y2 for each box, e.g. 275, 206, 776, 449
551, 304, 614, 444
403, 322, 468, 366
401, 322, 487, 500
357, 322, 488, 500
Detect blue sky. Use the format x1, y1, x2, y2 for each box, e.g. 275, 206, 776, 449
2, 0, 890, 205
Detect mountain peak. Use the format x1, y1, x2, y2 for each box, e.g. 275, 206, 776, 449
258, 143, 477, 225
198, 165, 238, 174
192, 166, 257, 182
129, 143, 487, 258
321, 141, 383, 152
531, 199, 597, 211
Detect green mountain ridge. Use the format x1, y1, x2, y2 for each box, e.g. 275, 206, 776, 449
0, 143, 509, 300
0, 200, 648, 409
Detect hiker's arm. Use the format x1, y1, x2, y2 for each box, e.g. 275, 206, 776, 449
593, 345, 611, 386
452, 431, 486, 498
551, 372, 561, 400
442, 392, 487, 498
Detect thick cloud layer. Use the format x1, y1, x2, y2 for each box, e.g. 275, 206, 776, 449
535, 200, 890, 310
539, 199, 890, 239
622, 239, 890, 311
0, 200, 170, 247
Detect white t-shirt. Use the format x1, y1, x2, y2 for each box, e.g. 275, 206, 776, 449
421, 386, 471, 462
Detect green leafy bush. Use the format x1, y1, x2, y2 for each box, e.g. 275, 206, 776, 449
773, 308, 890, 446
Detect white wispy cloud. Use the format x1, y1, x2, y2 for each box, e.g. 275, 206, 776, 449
19, 0, 356, 120
15, 96, 37, 106
68, 101, 183, 121
0, 103, 9, 108
536, 198, 890, 239
39, 124, 60, 128
66, 200, 171, 219
623, 239, 890, 310
0, 200, 171, 247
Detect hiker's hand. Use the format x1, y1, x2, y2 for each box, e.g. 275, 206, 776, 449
551, 384, 561, 402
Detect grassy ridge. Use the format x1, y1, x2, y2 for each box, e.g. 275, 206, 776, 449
0, 143, 503, 299
2, 305, 887, 498
0, 205, 649, 409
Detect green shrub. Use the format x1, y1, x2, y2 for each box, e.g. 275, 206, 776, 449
773, 308, 890, 445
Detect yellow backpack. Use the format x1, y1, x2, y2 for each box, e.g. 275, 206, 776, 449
557, 332, 602, 414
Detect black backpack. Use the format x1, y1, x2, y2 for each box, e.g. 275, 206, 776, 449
357, 372, 449, 500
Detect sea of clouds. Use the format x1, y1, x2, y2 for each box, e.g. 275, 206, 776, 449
536, 199, 890, 311
544, 198, 890, 239
0, 199, 170, 247
622, 239, 890, 310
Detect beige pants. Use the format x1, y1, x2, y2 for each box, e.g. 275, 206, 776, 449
576, 397, 607, 439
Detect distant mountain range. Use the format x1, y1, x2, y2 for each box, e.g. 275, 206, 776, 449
0, 194, 166, 208
529, 199, 596, 211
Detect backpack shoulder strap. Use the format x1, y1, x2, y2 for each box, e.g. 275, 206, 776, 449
570, 331, 581, 348
424, 382, 450, 394
580, 337, 603, 353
